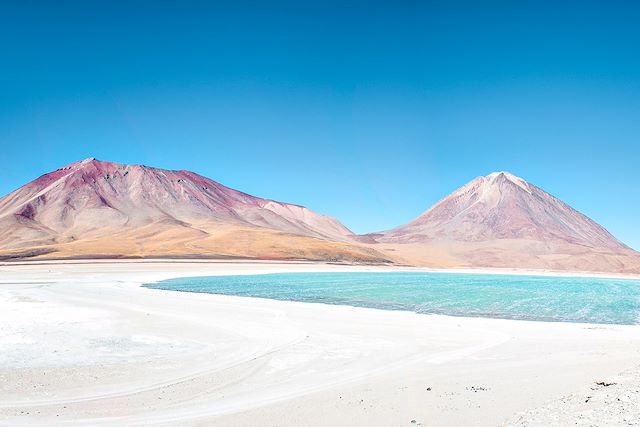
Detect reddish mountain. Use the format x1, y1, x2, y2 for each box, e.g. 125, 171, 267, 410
375, 172, 640, 273
1, 163, 637, 273
0, 158, 388, 262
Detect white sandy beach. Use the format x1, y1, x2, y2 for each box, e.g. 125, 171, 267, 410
1, 260, 640, 426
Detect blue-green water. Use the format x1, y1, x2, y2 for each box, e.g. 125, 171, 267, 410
145, 272, 640, 325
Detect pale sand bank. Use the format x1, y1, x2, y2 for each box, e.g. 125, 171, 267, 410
1, 261, 639, 426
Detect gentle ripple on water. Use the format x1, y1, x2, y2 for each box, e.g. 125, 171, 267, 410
144, 272, 640, 325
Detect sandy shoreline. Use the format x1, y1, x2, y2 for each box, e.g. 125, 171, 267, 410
3, 257, 640, 281
1, 261, 640, 426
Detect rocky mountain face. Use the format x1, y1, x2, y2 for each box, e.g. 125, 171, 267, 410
374, 172, 639, 273
380, 171, 628, 249
0, 158, 388, 263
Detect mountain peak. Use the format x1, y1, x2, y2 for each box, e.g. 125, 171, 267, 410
374, 171, 640, 271
483, 171, 531, 193
381, 171, 627, 252
72, 156, 99, 166
486, 170, 522, 181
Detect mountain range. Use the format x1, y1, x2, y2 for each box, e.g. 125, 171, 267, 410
1, 158, 638, 274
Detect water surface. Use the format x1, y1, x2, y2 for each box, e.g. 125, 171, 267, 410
145, 272, 640, 325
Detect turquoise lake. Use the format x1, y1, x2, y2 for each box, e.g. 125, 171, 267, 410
145, 272, 640, 325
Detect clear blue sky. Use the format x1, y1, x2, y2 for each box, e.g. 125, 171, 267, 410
1, 1, 639, 249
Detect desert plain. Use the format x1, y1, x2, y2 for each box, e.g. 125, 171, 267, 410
2, 260, 640, 426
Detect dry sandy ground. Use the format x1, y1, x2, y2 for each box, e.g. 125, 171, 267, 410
1, 261, 639, 427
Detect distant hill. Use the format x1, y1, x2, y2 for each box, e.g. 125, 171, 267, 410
372, 172, 640, 273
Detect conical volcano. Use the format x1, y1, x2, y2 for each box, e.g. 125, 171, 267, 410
375, 172, 639, 272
